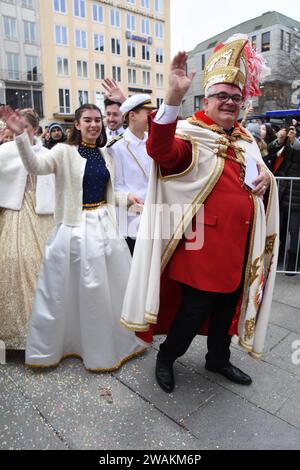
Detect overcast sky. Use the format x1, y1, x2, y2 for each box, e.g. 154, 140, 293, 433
170, 0, 300, 55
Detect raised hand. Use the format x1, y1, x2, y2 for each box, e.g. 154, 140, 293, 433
101, 78, 126, 104
0, 106, 25, 135
165, 52, 196, 106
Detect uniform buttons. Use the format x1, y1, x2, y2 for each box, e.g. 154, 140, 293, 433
245, 221, 250, 225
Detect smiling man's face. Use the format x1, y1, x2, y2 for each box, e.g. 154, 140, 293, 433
203, 83, 243, 130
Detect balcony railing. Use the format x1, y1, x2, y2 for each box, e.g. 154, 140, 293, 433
0, 69, 43, 84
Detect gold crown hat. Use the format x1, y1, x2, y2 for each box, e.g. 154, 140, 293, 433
203, 34, 270, 100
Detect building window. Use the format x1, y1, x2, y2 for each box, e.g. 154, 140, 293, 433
111, 38, 121, 55
142, 44, 150, 61
142, 71, 150, 86
75, 29, 87, 48
127, 0, 135, 4
22, 0, 34, 8
141, 18, 150, 35
53, 0, 66, 13
194, 95, 203, 111
156, 48, 164, 63
7, 53, 19, 80
261, 31, 270, 52
74, 0, 85, 18
77, 60, 88, 78
128, 68, 137, 85
127, 14, 136, 31
252, 35, 257, 50
6, 89, 31, 111
78, 90, 89, 106
280, 30, 291, 52
156, 73, 163, 88
57, 57, 69, 76
201, 54, 206, 70
155, 22, 164, 39
24, 21, 36, 43
59, 88, 71, 113
141, 0, 150, 8
127, 42, 136, 58
155, 0, 164, 13
55, 25, 68, 45
280, 30, 284, 51
95, 63, 105, 80
110, 9, 120, 27
112, 66, 121, 82
94, 34, 104, 52
3, 17, 17, 40
156, 98, 163, 108
26, 55, 38, 81
95, 91, 105, 113
92, 3, 103, 23
282, 31, 292, 53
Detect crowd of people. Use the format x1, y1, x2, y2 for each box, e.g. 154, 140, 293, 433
0, 33, 294, 394
241, 110, 300, 274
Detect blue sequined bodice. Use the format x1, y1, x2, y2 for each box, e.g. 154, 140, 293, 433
78, 144, 110, 204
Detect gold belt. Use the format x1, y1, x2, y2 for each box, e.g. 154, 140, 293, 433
82, 200, 106, 211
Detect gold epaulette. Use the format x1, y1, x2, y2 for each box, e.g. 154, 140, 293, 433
106, 135, 124, 148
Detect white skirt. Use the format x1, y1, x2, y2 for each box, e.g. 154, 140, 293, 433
25, 205, 145, 371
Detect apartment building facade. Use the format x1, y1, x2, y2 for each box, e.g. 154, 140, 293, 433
183, 11, 300, 118
0, 0, 43, 116
0, 0, 170, 123
39, 0, 170, 124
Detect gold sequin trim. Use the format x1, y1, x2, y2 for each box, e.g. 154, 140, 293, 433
244, 318, 256, 341
82, 200, 106, 211
81, 141, 97, 149
25, 348, 147, 372
186, 117, 253, 143
265, 234, 277, 255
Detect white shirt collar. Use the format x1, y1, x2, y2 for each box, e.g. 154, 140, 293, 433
124, 127, 148, 146
107, 127, 124, 137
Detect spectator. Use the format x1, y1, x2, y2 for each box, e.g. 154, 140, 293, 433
0, 128, 14, 144
292, 119, 300, 138
275, 126, 300, 274
246, 122, 270, 168
45, 122, 66, 149
104, 98, 124, 141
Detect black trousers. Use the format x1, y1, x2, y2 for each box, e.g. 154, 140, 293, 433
158, 282, 243, 369
125, 237, 136, 256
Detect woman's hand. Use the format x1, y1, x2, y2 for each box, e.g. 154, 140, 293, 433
0, 106, 25, 136
101, 78, 126, 104
128, 193, 144, 206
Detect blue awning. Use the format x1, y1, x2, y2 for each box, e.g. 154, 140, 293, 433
266, 109, 300, 117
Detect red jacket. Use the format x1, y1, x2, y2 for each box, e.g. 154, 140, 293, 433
146, 111, 254, 293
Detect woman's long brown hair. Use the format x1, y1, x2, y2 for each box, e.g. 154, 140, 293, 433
67, 103, 107, 148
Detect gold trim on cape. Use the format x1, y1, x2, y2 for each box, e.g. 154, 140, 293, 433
25, 348, 146, 372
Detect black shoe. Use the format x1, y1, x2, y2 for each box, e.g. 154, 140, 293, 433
155, 356, 175, 393
205, 362, 252, 385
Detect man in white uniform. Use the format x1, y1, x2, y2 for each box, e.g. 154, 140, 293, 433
104, 98, 124, 141
107, 94, 155, 254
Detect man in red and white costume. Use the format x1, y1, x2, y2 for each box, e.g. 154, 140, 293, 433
121, 36, 279, 393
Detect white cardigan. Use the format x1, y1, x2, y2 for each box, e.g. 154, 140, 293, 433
15, 132, 128, 226
0, 139, 54, 214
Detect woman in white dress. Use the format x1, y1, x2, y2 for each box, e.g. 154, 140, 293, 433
0, 104, 146, 371
0, 109, 54, 350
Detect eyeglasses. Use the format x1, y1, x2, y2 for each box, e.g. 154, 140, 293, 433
207, 92, 244, 104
